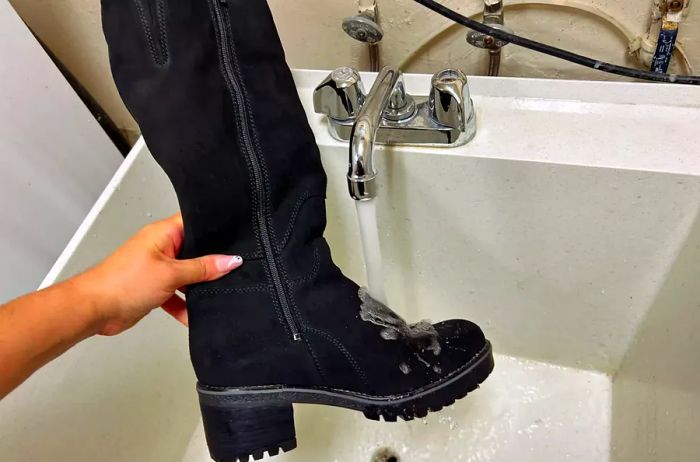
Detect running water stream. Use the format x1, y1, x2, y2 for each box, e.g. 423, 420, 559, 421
355, 199, 387, 305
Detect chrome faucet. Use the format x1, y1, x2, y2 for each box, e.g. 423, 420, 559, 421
313, 66, 476, 200
348, 67, 408, 200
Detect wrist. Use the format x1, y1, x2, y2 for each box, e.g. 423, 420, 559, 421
60, 270, 115, 338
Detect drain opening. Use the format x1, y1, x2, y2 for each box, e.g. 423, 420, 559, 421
371, 447, 401, 462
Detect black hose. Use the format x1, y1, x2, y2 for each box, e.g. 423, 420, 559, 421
412, 0, 700, 85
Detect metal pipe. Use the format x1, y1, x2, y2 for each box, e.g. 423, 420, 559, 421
369, 44, 380, 72
343, 0, 383, 72
466, 0, 508, 76
488, 49, 502, 75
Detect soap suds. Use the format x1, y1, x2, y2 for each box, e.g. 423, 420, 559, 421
358, 287, 441, 356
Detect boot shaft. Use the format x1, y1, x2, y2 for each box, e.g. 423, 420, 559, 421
101, 0, 491, 402
102, 0, 327, 261
102, 0, 332, 387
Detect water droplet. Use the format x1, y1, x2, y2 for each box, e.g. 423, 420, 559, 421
399, 362, 411, 374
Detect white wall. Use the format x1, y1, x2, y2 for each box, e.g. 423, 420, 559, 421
612, 211, 700, 462
7, 0, 700, 140
0, 0, 121, 303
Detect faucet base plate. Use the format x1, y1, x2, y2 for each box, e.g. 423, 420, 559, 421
327, 96, 477, 147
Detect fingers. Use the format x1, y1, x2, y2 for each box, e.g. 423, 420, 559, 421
161, 293, 188, 327
164, 213, 183, 227
160, 214, 185, 254
172, 255, 243, 287
141, 213, 184, 257
142, 212, 243, 285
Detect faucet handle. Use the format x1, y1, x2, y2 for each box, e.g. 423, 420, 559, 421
429, 69, 471, 130
313, 67, 366, 120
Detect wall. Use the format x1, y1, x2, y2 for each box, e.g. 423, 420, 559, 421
0, 0, 121, 303
7, 0, 700, 141
611, 208, 700, 462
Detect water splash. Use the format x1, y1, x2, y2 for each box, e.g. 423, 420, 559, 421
359, 287, 441, 355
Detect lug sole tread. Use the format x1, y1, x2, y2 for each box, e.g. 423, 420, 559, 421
213, 438, 296, 462
203, 342, 494, 461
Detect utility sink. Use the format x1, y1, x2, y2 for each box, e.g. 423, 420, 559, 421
2, 70, 700, 462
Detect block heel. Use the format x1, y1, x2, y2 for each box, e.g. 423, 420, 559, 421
198, 393, 296, 462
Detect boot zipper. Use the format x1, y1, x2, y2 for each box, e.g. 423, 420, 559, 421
211, 0, 301, 341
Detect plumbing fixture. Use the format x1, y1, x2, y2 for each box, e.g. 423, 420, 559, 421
401, 1, 693, 75
343, 0, 383, 44
348, 66, 406, 200
371, 447, 401, 462
649, 0, 690, 73
313, 66, 477, 200
466, 0, 512, 76
312, 67, 366, 121
413, 0, 700, 84
343, 0, 383, 71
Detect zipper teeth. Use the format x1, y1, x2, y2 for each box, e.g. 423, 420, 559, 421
212, 0, 301, 340
133, 0, 167, 66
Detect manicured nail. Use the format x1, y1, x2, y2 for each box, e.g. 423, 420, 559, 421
217, 255, 243, 272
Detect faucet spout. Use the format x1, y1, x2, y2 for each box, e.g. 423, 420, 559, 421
348, 66, 405, 200
312, 65, 477, 198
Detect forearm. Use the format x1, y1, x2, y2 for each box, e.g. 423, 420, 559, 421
0, 274, 103, 399
0, 214, 240, 400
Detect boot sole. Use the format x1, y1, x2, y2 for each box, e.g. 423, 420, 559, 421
197, 340, 493, 462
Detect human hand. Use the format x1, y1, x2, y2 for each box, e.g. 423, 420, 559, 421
76, 214, 241, 336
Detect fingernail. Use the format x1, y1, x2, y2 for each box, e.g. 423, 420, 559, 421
216, 255, 243, 272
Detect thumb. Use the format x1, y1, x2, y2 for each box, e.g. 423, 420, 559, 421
172, 254, 243, 287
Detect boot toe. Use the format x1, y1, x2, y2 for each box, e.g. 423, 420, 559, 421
434, 319, 488, 366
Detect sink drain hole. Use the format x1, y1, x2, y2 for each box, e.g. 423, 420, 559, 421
371, 447, 401, 462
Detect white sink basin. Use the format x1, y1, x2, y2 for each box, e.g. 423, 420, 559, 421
2, 70, 699, 462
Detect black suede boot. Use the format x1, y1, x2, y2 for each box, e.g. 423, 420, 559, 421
101, 1, 494, 460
